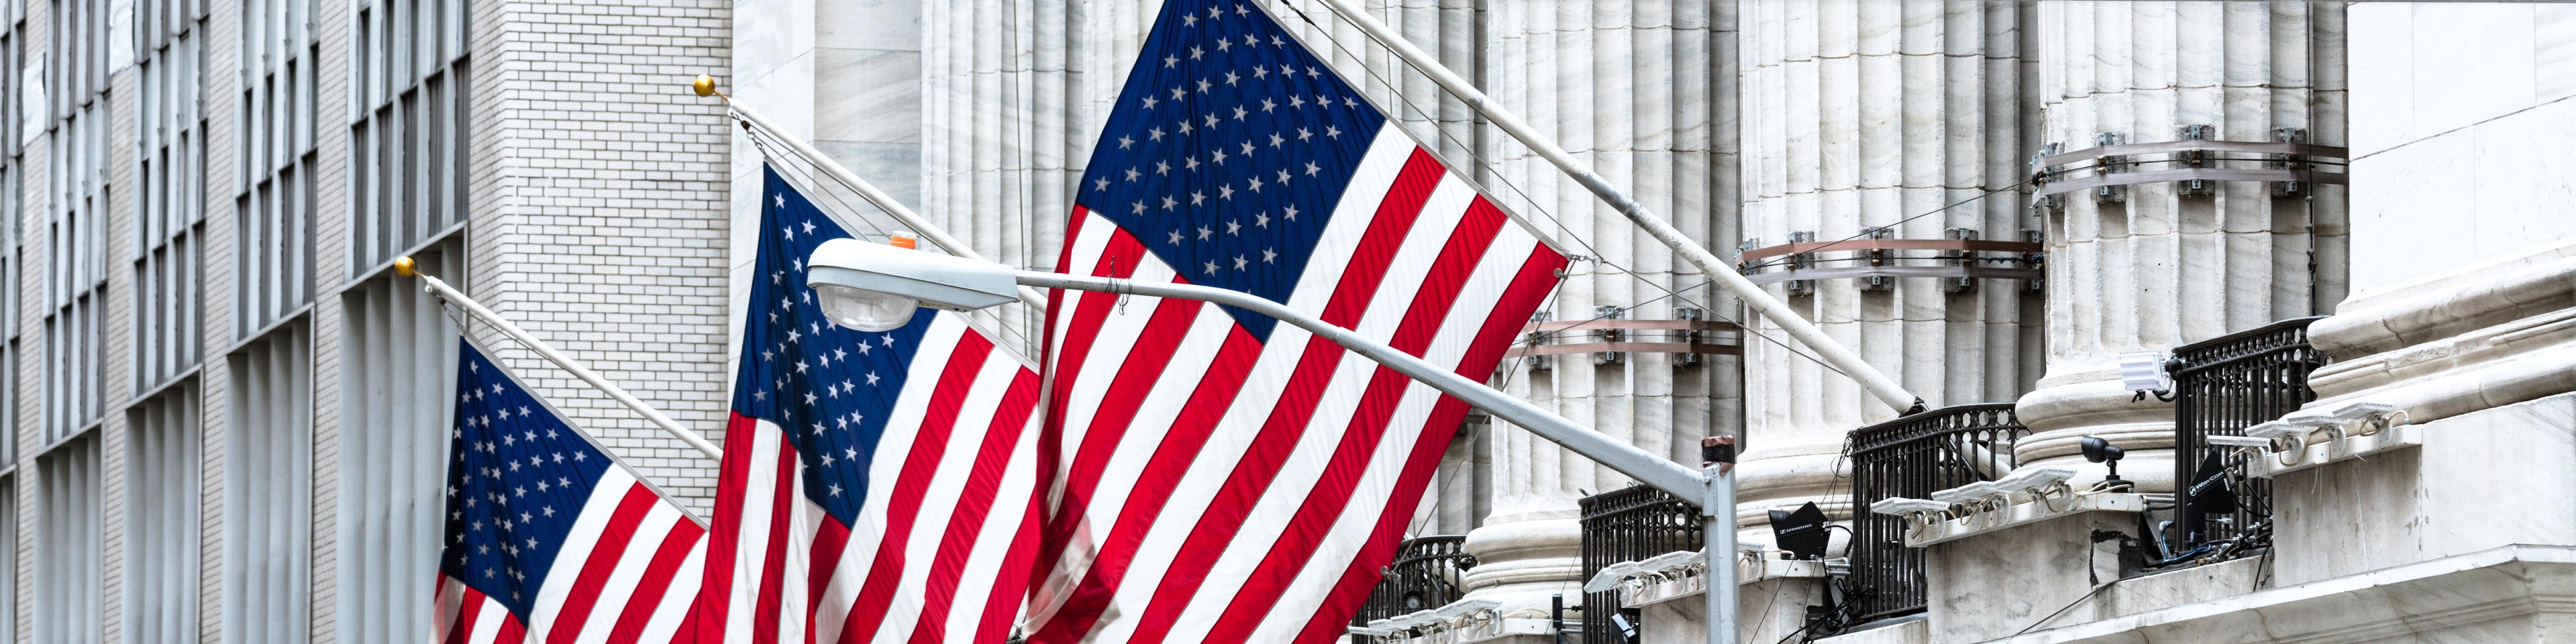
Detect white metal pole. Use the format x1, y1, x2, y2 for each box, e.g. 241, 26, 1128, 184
1295, 0, 1922, 416
694, 76, 1051, 309
401, 257, 725, 462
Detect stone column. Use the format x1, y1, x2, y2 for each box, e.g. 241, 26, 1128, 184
1733, 0, 2039, 547
2014, 1, 2347, 490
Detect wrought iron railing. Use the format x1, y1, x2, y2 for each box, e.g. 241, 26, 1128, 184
1578, 484, 1702, 643
1349, 535, 1478, 630
2170, 316, 2328, 553
1846, 402, 2028, 624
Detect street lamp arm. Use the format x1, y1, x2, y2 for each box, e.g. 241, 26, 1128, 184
1013, 270, 1708, 498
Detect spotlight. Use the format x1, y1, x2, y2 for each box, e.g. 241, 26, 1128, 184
2118, 351, 2173, 393
2079, 435, 2128, 489
1769, 501, 1830, 561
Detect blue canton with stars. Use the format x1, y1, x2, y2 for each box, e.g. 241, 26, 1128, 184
440, 340, 618, 616
733, 168, 935, 526
1075, 0, 1390, 340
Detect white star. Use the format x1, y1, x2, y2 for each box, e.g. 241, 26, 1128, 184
1190, 46, 1204, 60
794, 360, 809, 374
1255, 212, 1272, 227
1164, 54, 1180, 67
1236, 4, 1249, 15
1306, 161, 1323, 176
1345, 97, 1359, 107
801, 219, 817, 234
1125, 168, 1141, 181
1162, 195, 1179, 210
1241, 141, 1257, 156
1263, 248, 1278, 263
1285, 205, 1300, 220
1155, 160, 1171, 175
1218, 39, 1233, 53
1178, 120, 1193, 136
1186, 156, 1202, 171
1212, 149, 1229, 164
845, 445, 860, 460
1095, 178, 1110, 191
1269, 133, 1286, 148
1197, 225, 1215, 240
854, 341, 871, 355
1148, 127, 1166, 142
1273, 35, 1286, 46
828, 483, 844, 496
783, 225, 796, 239
866, 371, 882, 385
543, 505, 556, 517
1325, 125, 1342, 138
1249, 176, 1264, 193
786, 327, 803, 343
1181, 13, 1196, 27
1131, 201, 1146, 215
1203, 260, 1219, 274
1278, 169, 1293, 184
1289, 95, 1305, 109
1190, 191, 1206, 205
1260, 98, 1276, 113
1252, 66, 1268, 80
833, 348, 847, 361
1297, 127, 1312, 142
1170, 87, 1186, 100
1233, 255, 1249, 270
1168, 230, 1185, 245
880, 334, 894, 347
775, 194, 786, 208
803, 391, 819, 405
1117, 136, 1134, 149
1142, 95, 1158, 109
1306, 66, 1321, 78
1232, 106, 1249, 121
810, 422, 824, 435
1204, 113, 1221, 127
1226, 220, 1241, 235
819, 453, 835, 466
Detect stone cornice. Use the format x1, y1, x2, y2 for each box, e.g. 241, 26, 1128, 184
1996, 545, 2576, 643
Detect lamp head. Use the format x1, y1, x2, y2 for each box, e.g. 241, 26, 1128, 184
807, 237, 1020, 331
2079, 435, 2128, 487
1767, 501, 1830, 561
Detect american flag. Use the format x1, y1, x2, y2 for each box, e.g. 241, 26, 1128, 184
435, 339, 709, 644
692, 167, 1047, 643
1024, 1, 1567, 643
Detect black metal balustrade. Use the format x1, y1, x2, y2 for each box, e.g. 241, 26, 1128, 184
1577, 484, 1703, 643
1845, 402, 2029, 625
2169, 316, 2329, 555
1349, 535, 1478, 631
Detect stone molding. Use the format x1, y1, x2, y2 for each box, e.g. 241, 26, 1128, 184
1998, 545, 2576, 643
2305, 241, 2576, 424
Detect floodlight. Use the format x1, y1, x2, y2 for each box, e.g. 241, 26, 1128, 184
2080, 435, 2128, 488
1871, 498, 1947, 516
807, 237, 1021, 331
2320, 401, 2399, 423
2118, 351, 2173, 392
1767, 502, 1831, 561
1931, 481, 2005, 505
2241, 420, 2306, 440
1583, 563, 1641, 594
2202, 435, 2273, 448
1995, 467, 2076, 494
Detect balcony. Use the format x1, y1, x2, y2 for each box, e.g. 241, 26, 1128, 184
2167, 315, 2330, 557
1578, 484, 1703, 643
1845, 402, 2029, 625
1349, 535, 1479, 633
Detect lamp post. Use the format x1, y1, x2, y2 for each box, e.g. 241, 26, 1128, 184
807, 238, 1741, 644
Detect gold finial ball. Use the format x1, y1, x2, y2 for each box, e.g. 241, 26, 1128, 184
393, 256, 417, 278
692, 74, 717, 97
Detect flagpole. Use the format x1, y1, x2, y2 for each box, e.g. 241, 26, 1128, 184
691, 75, 1051, 309
397, 256, 726, 461
1294, 0, 1923, 417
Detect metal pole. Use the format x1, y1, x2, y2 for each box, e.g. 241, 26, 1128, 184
1706, 467, 1738, 644
399, 257, 726, 461
1016, 270, 1710, 497
692, 76, 1051, 309
1294, 0, 1924, 416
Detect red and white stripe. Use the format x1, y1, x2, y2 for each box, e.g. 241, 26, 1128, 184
695, 313, 1047, 643
1026, 125, 1567, 644
435, 468, 709, 644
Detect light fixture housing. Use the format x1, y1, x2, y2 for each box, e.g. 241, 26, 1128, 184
1767, 502, 1831, 561
2118, 350, 2173, 392
806, 237, 1021, 331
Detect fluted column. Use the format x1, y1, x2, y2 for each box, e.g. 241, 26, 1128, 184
2014, 1, 2347, 490
1463, 0, 1741, 608
1734, 0, 2039, 547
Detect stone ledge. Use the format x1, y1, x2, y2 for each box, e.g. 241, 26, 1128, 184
1996, 545, 2576, 643
1907, 493, 2147, 547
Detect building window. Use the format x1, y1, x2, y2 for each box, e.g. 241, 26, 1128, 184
331, 241, 458, 643
44, 0, 109, 445
236, 0, 313, 336
133, 0, 207, 393
34, 435, 101, 644
223, 319, 310, 644
346, 0, 468, 274
123, 380, 201, 643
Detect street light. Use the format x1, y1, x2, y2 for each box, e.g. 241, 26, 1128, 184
807, 237, 1743, 644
